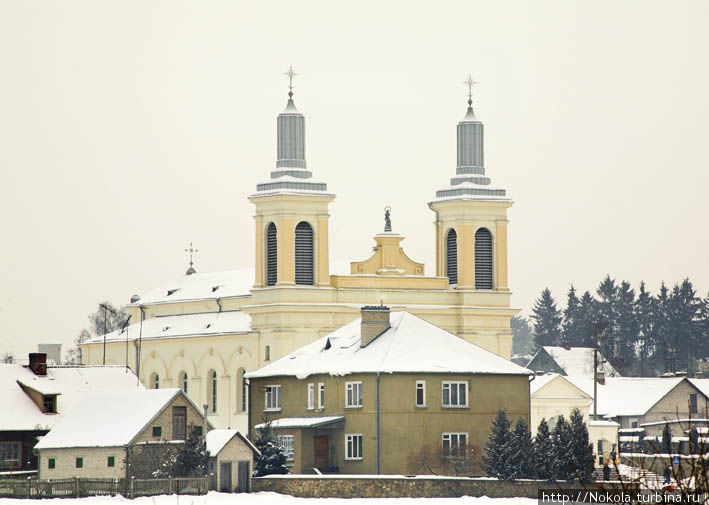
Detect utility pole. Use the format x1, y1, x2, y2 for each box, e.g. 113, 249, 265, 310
99, 303, 117, 365
593, 348, 598, 420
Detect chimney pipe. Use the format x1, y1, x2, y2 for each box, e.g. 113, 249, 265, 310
28, 353, 47, 376
360, 305, 390, 347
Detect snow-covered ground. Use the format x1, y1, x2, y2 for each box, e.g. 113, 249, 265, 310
0, 491, 536, 505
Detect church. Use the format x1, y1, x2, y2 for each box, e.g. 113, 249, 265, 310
81, 73, 519, 431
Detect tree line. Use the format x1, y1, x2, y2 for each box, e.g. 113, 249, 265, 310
512, 276, 709, 376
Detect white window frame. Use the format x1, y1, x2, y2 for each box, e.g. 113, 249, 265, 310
318, 383, 325, 410
264, 385, 281, 411
345, 433, 363, 460
345, 382, 363, 408
442, 432, 468, 459
442, 381, 468, 408
307, 383, 315, 410
277, 434, 295, 461
416, 380, 426, 407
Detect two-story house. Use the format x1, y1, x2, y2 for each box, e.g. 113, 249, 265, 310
245, 306, 531, 475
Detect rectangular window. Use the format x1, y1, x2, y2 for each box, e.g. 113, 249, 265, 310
172, 406, 187, 440
0, 442, 21, 469
307, 383, 315, 410
152, 426, 162, 437
265, 345, 271, 361
690, 393, 698, 414
442, 381, 468, 408
277, 435, 295, 461
318, 383, 325, 409
345, 434, 363, 460
43, 395, 56, 413
345, 382, 363, 408
48, 458, 55, 469
76, 457, 83, 468
442, 433, 467, 458
265, 385, 281, 411
107, 456, 115, 467
416, 381, 426, 407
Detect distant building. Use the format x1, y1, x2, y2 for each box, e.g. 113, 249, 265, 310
0, 353, 141, 473
206, 429, 259, 492
245, 306, 531, 475
526, 346, 620, 377
37, 344, 62, 365
35, 389, 209, 480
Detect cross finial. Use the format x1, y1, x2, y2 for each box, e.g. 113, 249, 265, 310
185, 242, 198, 268
463, 74, 477, 106
285, 65, 298, 98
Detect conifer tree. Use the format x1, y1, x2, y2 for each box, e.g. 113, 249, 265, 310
615, 281, 638, 374
510, 418, 534, 479
578, 291, 597, 348
551, 415, 574, 480
254, 421, 288, 476
511, 316, 535, 356
568, 409, 594, 482
562, 285, 583, 346
635, 281, 656, 376
484, 409, 514, 480
172, 426, 209, 477
534, 418, 555, 480
532, 288, 563, 348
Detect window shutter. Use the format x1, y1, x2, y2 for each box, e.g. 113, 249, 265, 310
475, 228, 493, 289
295, 221, 314, 285
266, 223, 277, 286
446, 229, 458, 285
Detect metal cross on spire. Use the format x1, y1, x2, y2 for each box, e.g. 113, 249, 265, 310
284, 65, 298, 97
185, 242, 198, 268
463, 74, 477, 105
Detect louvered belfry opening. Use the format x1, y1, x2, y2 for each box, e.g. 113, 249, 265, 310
446, 228, 458, 285
475, 227, 493, 289
266, 222, 278, 286
295, 221, 314, 285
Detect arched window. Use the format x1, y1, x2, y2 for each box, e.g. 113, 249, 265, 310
475, 227, 493, 289
151, 372, 159, 389
295, 221, 314, 285
446, 229, 458, 285
179, 371, 188, 393
208, 370, 217, 413
266, 223, 277, 286
237, 367, 248, 413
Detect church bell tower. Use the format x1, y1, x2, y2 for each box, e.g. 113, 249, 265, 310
429, 76, 512, 292
249, 67, 334, 289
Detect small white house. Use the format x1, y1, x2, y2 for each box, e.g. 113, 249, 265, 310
206, 429, 259, 493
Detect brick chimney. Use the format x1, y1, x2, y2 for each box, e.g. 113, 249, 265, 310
360, 305, 390, 347
28, 353, 47, 376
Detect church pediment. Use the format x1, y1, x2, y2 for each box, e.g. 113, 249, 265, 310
350, 233, 424, 276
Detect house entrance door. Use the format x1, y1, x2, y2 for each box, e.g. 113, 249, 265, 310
220, 462, 232, 492
313, 435, 329, 471
237, 461, 249, 492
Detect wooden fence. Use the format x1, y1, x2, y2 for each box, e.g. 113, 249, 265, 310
0, 476, 210, 499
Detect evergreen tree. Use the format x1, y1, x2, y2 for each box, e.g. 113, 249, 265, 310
172, 426, 208, 477
595, 275, 619, 366
655, 282, 672, 373
551, 415, 574, 480
254, 421, 288, 476
484, 409, 514, 480
635, 281, 656, 376
510, 418, 534, 479
578, 291, 597, 347
511, 316, 535, 356
533, 418, 555, 480
532, 288, 563, 348
562, 285, 584, 346
568, 409, 594, 482
615, 281, 638, 374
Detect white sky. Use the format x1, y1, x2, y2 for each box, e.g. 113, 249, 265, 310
1, 1, 708, 360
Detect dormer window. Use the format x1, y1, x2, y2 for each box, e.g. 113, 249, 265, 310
43, 395, 57, 413
167, 288, 180, 296
211, 286, 220, 293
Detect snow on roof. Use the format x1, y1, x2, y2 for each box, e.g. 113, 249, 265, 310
688, 379, 709, 399
206, 429, 259, 457
529, 372, 592, 399
255, 416, 345, 430
84, 311, 252, 344
566, 376, 684, 418
589, 420, 619, 427
539, 346, 619, 377
35, 389, 183, 449
0, 364, 142, 432
245, 311, 530, 380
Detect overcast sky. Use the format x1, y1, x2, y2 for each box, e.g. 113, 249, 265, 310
1, 0, 708, 360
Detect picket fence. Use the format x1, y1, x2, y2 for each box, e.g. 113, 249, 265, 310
0, 476, 210, 499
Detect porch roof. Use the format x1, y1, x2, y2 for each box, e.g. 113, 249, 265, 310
255, 416, 345, 430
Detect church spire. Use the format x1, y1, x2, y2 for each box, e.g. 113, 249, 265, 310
277, 65, 306, 169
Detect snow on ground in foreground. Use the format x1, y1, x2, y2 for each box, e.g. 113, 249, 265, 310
0, 491, 536, 505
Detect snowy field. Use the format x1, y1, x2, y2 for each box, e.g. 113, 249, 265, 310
0, 491, 536, 505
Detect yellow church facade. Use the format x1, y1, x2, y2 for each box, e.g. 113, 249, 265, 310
81, 77, 519, 432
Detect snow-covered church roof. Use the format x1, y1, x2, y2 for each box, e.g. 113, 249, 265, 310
0, 364, 142, 432
245, 311, 531, 380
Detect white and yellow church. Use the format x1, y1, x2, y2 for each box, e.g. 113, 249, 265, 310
81, 77, 519, 431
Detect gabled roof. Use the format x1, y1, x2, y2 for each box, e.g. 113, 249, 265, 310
566, 376, 685, 418
527, 346, 619, 377
530, 373, 592, 400
206, 429, 259, 457
34, 389, 201, 450
0, 364, 142, 432
245, 311, 530, 380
